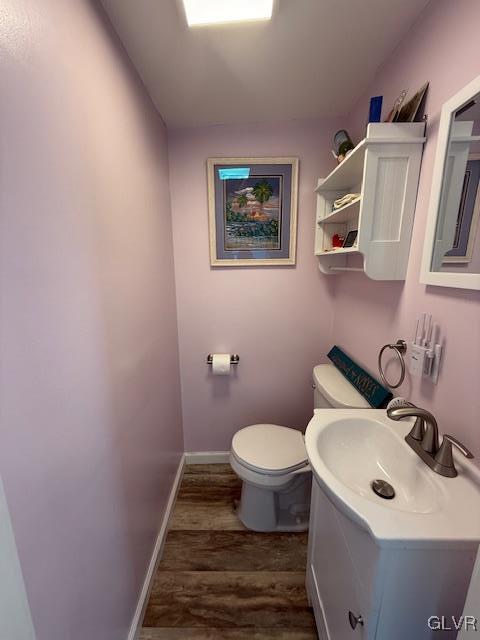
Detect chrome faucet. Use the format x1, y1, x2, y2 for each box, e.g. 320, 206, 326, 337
386, 405, 473, 478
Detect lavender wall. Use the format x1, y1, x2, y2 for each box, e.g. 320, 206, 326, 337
2, 1, 478, 634
0, 1, 183, 639
332, 0, 480, 454
168, 120, 340, 451
168, 0, 480, 456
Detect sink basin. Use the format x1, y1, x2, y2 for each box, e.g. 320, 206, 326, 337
317, 416, 442, 514
306, 409, 480, 546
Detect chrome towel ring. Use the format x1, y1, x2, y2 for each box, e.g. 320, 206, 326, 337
378, 340, 407, 389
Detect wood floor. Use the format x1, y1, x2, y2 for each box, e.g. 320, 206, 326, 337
140, 463, 318, 640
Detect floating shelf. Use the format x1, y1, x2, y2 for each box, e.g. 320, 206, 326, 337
315, 140, 367, 193
314, 122, 426, 280
316, 246, 359, 257
317, 197, 361, 225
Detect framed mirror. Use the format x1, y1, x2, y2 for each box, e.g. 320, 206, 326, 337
421, 74, 480, 289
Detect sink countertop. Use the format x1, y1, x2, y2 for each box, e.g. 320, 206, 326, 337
305, 409, 480, 549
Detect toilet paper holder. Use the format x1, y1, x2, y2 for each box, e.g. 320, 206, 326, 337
206, 354, 240, 365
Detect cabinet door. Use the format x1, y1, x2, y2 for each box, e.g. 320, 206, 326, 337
308, 482, 369, 639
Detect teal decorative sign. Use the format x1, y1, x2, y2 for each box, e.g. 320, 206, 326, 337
327, 345, 392, 408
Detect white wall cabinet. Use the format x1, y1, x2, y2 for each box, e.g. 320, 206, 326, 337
315, 123, 425, 279
306, 480, 477, 640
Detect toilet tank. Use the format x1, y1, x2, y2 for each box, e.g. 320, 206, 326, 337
312, 364, 370, 409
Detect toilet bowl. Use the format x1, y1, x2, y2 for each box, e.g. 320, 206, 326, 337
230, 424, 311, 532
230, 363, 370, 532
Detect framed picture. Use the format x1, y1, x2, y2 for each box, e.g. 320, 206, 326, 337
443, 156, 480, 263
395, 82, 429, 122
207, 157, 299, 266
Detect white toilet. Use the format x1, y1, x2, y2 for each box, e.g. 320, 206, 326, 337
230, 363, 370, 532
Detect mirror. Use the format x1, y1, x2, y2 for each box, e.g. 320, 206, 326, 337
421, 74, 480, 289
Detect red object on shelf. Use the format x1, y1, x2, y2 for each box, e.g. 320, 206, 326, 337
332, 233, 344, 247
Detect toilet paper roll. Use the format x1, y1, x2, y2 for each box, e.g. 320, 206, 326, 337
211, 353, 231, 376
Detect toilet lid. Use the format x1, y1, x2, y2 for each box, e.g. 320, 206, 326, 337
231, 424, 308, 475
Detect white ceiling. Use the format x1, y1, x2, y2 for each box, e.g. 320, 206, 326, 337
101, 0, 430, 129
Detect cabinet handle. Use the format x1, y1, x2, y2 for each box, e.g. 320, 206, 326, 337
348, 611, 364, 630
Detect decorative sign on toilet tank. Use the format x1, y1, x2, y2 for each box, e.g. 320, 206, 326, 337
327, 345, 392, 408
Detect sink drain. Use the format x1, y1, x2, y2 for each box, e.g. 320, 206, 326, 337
371, 479, 395, 500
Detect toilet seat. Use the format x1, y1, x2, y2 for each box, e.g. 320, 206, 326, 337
231, 424, 308, 476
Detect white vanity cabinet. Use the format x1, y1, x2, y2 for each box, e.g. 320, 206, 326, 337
306, 480, 477, 640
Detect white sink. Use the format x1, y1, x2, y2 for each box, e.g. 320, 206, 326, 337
306, 409, 480, 546
317, 416, 442, 514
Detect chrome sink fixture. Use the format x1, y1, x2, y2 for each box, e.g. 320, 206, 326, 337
387, 405, 474, 477
305, 409, 480, 640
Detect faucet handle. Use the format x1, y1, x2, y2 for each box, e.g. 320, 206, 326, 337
434, 434, 474, 477
442, 435, 474, 458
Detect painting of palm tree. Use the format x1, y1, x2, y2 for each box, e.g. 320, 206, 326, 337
252, 180, 273, 213
237, 194, 248, 208
223, 176, 282, 250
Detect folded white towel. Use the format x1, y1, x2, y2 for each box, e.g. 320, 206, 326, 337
333, 193, 361, 209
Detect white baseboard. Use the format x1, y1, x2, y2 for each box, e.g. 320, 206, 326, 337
184, 451, 230, 464
127, 454, 185, 640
